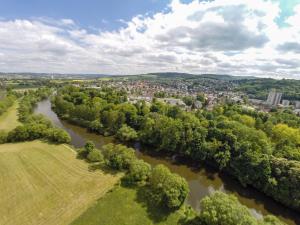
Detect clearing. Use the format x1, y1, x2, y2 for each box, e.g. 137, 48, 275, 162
0, 141, 120, 225
0, 101, 20, 132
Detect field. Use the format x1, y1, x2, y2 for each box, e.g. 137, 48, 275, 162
0, 101, 20, 131
0, 141, 120, 225
71, 186, 183, 225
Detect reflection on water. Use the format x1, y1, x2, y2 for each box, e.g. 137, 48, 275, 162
34, 100, 299, 225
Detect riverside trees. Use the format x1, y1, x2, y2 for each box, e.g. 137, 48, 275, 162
79, 142, 189, 210
4, 88, 70, 144
52, 86, 300, 212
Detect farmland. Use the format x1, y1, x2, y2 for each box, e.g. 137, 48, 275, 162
0, 141, 120, 225
0, 101, 20, 132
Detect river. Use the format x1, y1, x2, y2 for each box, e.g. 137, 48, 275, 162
34, 99, 299, 225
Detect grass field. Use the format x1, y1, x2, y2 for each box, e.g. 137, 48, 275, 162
0, 101, 20, 132
0, 141, 120, 225
71, 186, 184, 225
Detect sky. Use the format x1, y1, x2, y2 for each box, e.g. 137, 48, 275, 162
0, 0, 300, 79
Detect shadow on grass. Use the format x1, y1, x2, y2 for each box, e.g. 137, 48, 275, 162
130, 185, 175, 224
88, 163, 120, 175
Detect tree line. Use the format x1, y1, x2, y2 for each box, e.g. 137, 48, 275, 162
0, 93, 14, 116
52, 85, 300, 212
79, 141, 285, 225
0, 88, 70, 144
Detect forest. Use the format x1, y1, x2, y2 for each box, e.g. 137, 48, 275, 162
51, 85, 300, 212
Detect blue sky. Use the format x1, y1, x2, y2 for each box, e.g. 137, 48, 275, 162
1, 0, 297, 30
0, 0, 299, 79
0, 0, 173, 31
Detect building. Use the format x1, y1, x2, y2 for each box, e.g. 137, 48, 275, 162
295, 101, 300, 109
266, 90, 282, 106
282, 100, 290, 107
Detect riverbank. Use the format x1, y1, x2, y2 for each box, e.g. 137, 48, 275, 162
34, 99, 300, 225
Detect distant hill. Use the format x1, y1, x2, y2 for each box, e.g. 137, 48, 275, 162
147, 72, 257, 80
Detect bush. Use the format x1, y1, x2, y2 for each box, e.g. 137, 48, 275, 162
87, 149, 104, 163
46, 128, 71, 143
77, 141, 95, 159
199, 191, 257, 225
0, 96, 14, 116
116, 124, 138, 142
7, 125, 30, 142
124, 159, 151, 185
102, 143, 136, 170
0, 131, 7, 144
148, 164, 189, 209
183, 192, 285, 225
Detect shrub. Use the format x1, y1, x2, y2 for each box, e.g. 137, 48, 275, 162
199, 191, 257, 225
0, 131, 7, 144
7, 126, 30, 142
102, 143, 136, 170
46, 128, 71, 143
124, 159, 151, 185
116, 124, 138, 142
87, 149, 104, 163
148, 164, 189, 209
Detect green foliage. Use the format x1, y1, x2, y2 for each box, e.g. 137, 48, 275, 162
148, 164, 189, 209
87, 149, 104, 163
265, 157, 300, 210
78, 141, 95, 158
52, 85, 300, 212
0, 131, 8, 144
182, 96, 194, 106
235, 79, 300, 101
0, 95, 14, 116
116, 124, 138, 142
199, 192, 257, 225
5, 88, 71, 144
124, 159, 151, 185
184, 192, 286, 225
102, 144, 136, 170
46, 128, 71, 143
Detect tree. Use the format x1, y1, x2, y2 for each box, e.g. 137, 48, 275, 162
125, 159, 151, 185
149, 164, 189, 209
46, 128, 71, 143
102, 144, 136, 170
78, 141, 95, 158
87, 149, 104, 162
199, 192, 257, 225
116, 124, 138, 142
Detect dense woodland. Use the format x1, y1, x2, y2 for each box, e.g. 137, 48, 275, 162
235, 78, 300, 100
52, 86, 300, 213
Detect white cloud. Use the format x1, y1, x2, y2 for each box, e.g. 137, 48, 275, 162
0, 0, 299, 79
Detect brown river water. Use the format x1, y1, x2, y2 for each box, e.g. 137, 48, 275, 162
34, 99, 299, 225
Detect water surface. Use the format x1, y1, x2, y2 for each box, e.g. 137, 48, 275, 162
34, 99, 299, 225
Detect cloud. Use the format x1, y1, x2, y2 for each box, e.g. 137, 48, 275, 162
0, 0, 299, 79
277, 42, 300, 54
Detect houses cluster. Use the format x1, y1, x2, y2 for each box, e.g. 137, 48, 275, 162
85, 79, 300, 116
247, 90, 300, 115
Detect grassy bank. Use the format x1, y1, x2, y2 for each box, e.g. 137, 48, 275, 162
71, 186, 184, 225
0, 101, 20, 132
0, 141, 120, 225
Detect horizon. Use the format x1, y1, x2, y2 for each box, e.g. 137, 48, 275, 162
1, 71, 299, 80
0, 0, 300, 79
